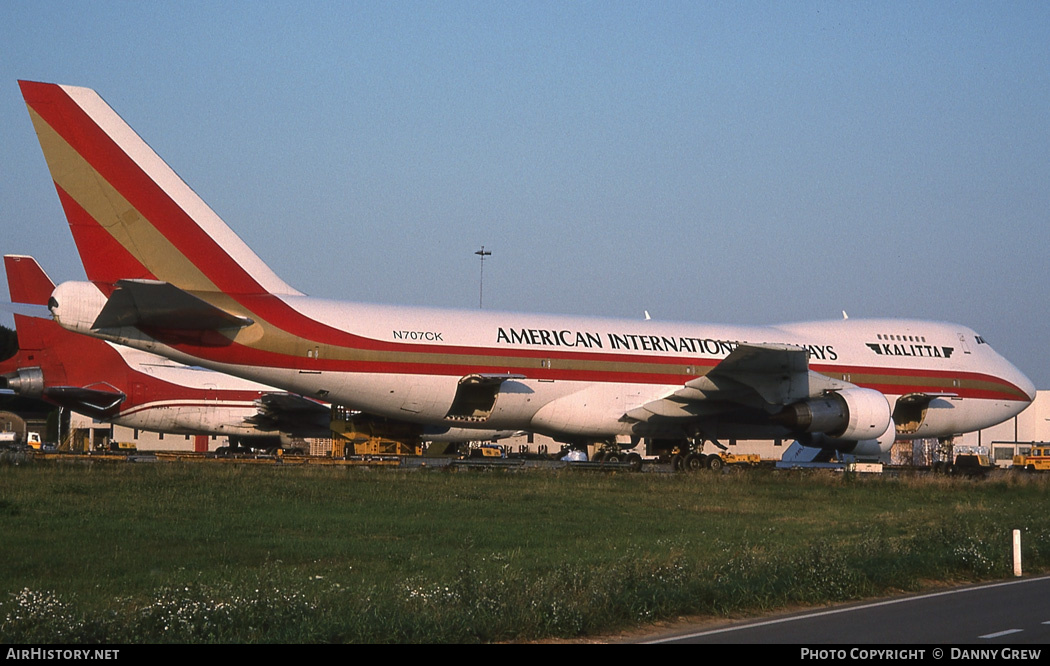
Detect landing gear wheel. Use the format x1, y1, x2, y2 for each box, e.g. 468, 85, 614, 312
604, 452, 621, 464
625, 452, 642, 471
707, 455, 724, 472
670, 454, 684, 472
683, 452, 705, 472
591, 451, 605, 463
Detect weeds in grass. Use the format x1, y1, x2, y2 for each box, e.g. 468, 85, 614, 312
1, 464, 1048, 642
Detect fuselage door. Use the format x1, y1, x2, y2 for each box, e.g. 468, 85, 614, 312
892, 392, 957, 436
445, 373, 527, 423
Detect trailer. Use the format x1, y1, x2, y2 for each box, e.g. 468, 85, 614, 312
931, 443, 994, 477
664, 446, 763, 472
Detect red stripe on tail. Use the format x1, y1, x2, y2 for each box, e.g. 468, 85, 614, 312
20, 81, 267, 296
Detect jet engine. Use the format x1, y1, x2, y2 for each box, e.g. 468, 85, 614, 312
0, 367, 45, 398
802, 418, 897, 456
777, 387, 892, 443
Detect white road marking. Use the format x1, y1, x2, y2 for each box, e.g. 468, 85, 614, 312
980, 629, 1024, 639
647, 573, 1050, 643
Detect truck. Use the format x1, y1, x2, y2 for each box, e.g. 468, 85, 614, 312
1012, 444, 1050, 472
0, 431, 42, 449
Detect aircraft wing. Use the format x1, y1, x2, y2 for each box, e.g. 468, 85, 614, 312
245, 393, 332, 437
624, 343, 853, 423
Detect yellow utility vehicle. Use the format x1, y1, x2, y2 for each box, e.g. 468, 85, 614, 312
1013, 445, 1050, 472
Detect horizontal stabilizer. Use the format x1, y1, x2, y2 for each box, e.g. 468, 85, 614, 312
0, 302, 52, 319
93, 280, 253, 331
43, 385, 126, 418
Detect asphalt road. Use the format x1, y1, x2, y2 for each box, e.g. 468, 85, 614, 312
644, 574, 1050, 645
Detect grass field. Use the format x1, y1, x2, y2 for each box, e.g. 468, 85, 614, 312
2, 457, 1049, 643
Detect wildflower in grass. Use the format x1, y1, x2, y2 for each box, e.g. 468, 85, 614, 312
1, 588, 85, 642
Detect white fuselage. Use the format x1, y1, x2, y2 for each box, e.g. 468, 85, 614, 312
103, 344, 272, 436
49, 281, 1036, 445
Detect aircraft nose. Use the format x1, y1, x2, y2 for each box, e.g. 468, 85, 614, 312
1002, 356, 1037, 406
1019, 369, 1037, 404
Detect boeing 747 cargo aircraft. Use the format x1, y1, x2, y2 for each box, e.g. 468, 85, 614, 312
18, 81, 1035, 461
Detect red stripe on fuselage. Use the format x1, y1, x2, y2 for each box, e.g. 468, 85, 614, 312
152, 329, 1028, 403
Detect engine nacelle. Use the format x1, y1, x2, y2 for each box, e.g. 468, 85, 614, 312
805, 418, 897, 456
50, 281, 108, 335
1, 367, 45, 398
778, 387, 892, 442
847, 420, 897, 456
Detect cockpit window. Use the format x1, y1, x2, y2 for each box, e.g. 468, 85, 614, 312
975, 336, 987, 345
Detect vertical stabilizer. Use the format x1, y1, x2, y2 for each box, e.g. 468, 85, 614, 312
18, 81, 301, 298
2, 255, 64, 360
4, 255, 55, 306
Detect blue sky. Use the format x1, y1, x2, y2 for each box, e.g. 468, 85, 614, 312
2, 1, 1048, 385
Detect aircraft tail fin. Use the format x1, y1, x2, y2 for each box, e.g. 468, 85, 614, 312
3, 255, 64, 356
4, 255, 55, 306
18, 81, 301, 298
1, 255, 128, 413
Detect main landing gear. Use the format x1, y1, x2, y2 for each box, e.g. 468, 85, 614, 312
663, 436, 729, 472
590, 441, 644, 471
